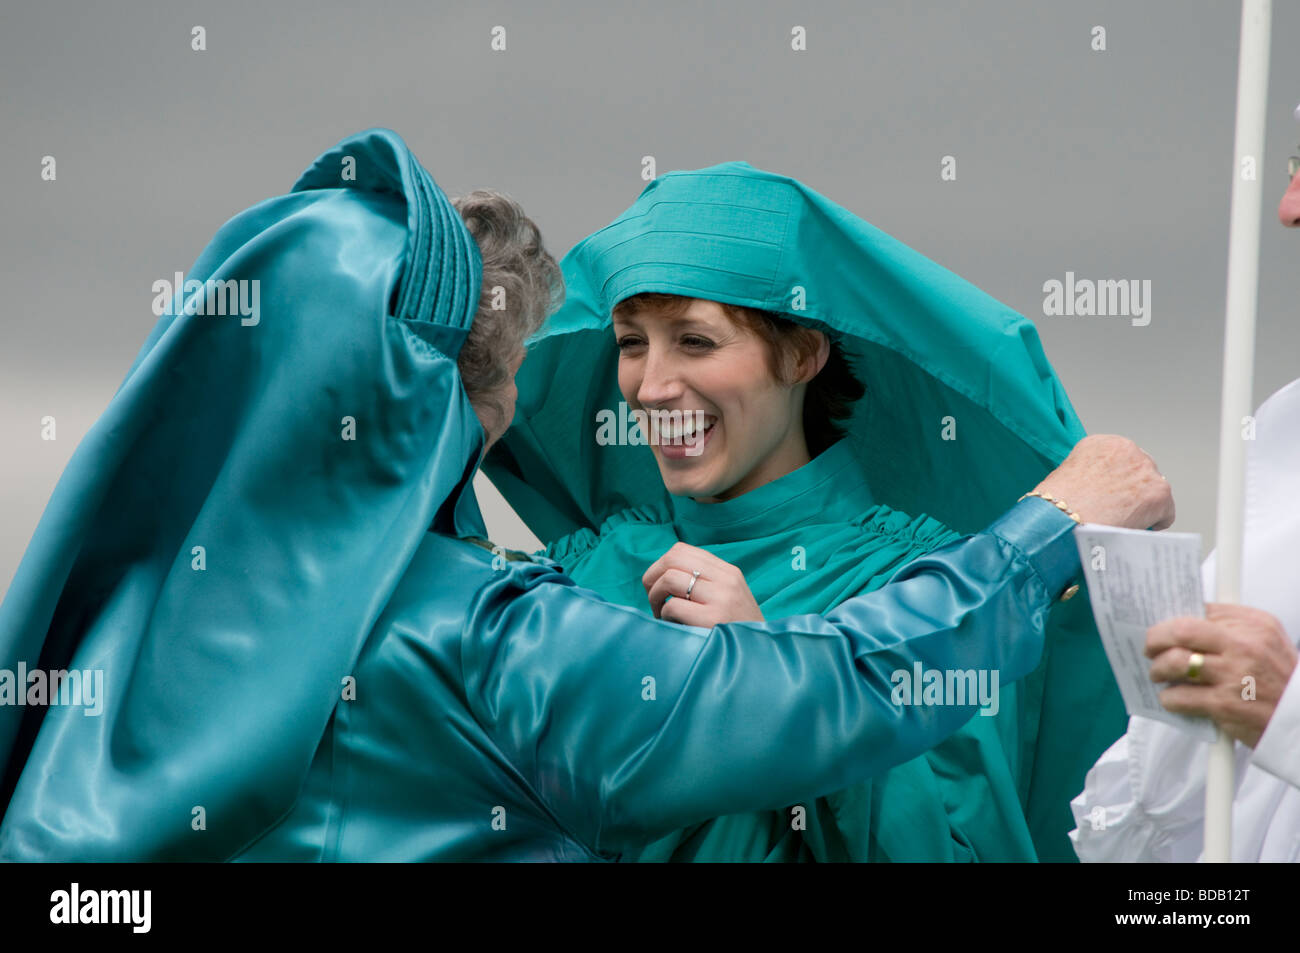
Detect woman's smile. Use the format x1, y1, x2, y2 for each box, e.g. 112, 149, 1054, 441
655, 413, 718, 459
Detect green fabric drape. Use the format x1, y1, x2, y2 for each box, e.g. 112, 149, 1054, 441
547, 439, 1036, 861
485, 161, 1122, 860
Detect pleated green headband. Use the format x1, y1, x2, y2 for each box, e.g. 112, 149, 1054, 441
294, 127, 482, 356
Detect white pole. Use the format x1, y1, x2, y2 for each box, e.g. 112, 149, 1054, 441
1206, 0, 1272, 863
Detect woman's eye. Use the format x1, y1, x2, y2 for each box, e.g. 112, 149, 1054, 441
681, 335, 715, 350
615, 336, 645, 350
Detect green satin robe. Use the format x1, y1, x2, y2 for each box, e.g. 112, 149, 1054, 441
545, 439, 1036, 862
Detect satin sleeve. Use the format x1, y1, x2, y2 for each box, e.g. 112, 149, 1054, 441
463, 497, 1079, 856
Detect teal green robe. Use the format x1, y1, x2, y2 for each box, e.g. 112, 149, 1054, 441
486, 160, 1125, 860
546, 439, 1036, 861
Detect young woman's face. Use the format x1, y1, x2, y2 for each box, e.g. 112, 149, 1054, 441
612, 299, 809, 501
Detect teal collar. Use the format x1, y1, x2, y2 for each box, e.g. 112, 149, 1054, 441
668, 439, 874, 545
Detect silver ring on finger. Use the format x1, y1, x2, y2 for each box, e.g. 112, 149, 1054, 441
684, 568, 702, 601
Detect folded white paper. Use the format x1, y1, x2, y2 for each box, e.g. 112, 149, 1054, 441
1073, 524, 1216, 741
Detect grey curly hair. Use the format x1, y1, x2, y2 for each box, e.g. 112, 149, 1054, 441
451, 190, 564, 434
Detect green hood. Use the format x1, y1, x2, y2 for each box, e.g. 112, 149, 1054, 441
486, 161, 1083, 541
484, 161, 1120, 862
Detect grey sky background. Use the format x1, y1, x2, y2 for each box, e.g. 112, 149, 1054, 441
2, 0, 1298, 599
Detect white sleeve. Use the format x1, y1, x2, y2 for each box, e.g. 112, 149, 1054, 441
1069, 715, 1252, 862
1250, 665, 1300, 790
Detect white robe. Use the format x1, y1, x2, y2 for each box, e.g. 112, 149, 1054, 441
1069, 378, 1300, 862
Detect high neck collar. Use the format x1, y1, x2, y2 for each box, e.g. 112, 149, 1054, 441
668, 439, 873, 545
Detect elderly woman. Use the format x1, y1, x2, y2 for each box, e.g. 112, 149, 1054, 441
0, 132, 1168, 861
484, 162, 1144, 861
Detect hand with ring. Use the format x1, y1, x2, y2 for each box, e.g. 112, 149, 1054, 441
1144, 603, 1298, 748
641, 541, 765, 627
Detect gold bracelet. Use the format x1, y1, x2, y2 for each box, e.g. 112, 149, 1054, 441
1018, 490, 1082, 524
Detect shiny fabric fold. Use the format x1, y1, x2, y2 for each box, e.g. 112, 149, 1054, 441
0, 128, 484, 860
230, 496, 1077, 860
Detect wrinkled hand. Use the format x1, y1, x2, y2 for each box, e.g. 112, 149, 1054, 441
642, 542, 765, 627
1035, 434, 1175, 530
1146, 603, 1298, 748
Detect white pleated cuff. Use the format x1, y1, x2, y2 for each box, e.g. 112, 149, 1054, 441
1068, 716, 1213, 862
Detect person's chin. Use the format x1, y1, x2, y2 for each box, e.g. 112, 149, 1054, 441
655, 456, 721, 499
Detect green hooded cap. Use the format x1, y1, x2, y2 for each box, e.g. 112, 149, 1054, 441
487, 161, 1083, 539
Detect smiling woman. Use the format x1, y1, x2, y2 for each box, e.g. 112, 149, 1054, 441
484, 160, 1125, 862
610, 292, 862, 501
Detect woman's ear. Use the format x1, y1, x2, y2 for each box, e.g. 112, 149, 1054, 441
795, 331, 831, 383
